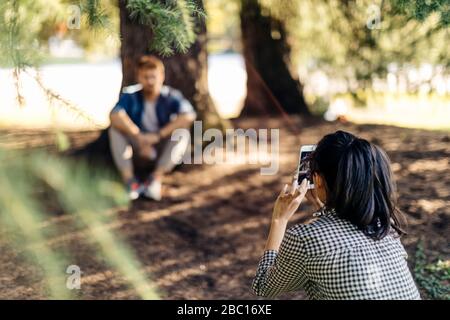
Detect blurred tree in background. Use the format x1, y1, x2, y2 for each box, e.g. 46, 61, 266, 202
239, 0, 310, 116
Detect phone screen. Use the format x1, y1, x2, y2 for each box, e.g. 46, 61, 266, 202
297, 149, 314, 187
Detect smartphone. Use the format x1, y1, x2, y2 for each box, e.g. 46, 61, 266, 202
296, 145, 316, 189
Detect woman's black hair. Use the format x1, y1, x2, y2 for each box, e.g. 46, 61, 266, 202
309, 130, 406, 240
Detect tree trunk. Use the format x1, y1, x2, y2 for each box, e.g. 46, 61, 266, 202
239, 0, 310, 116
119, 0, 229, 131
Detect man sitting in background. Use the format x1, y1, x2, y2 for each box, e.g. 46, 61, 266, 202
109, 55, 196, 201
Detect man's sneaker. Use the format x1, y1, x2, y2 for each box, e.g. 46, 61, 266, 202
142, 177, 162, 201
126, 178, 141, 201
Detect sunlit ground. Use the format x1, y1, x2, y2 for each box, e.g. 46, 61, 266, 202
344, 93, 450, 131
0, 53, 449, 131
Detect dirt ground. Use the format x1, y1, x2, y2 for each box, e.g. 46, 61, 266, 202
0, 117, 449, 299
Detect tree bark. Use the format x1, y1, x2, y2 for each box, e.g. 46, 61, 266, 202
119, 0, 229, 131
239, 0, 310, 116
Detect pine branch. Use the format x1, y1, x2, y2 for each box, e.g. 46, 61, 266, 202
390, 0, 450, 27
126, 0, 205, 56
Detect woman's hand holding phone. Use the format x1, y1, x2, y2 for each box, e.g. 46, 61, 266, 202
272, 178, 308, 223
265, 178, 308, 251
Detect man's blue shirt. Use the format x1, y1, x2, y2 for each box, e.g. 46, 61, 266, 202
110, 85, 196, 131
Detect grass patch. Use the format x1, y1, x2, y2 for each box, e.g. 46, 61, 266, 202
413, 240, 450, 300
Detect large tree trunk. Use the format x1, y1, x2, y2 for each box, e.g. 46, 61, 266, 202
239, 0, 310, 116
119, 0, 229, 131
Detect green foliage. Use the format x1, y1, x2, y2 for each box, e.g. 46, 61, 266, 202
55, 130, 71, 152
0, 0, 204, 69
205, 0, 240, 53
414, 240, 450, 300
0, 150, 71, 299
0, 0, 64, 68
0, 149, 160, 299
391, 0, 450, 26
83, 0, 109, 29
72, 0, 120, 55
256, 0, 449, 93
126, 0, 205, 56
306, 94, 330, 116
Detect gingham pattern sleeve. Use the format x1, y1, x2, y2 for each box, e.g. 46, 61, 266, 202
252, 229, 308, 297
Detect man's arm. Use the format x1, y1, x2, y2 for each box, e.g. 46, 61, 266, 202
159, 113, 196, 139
110, 110, 140, 139
158, 90, 197, 140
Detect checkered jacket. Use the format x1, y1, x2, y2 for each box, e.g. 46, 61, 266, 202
252, 209, 421, 300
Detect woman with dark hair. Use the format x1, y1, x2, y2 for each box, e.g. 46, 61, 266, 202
252, 130, 420, 300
